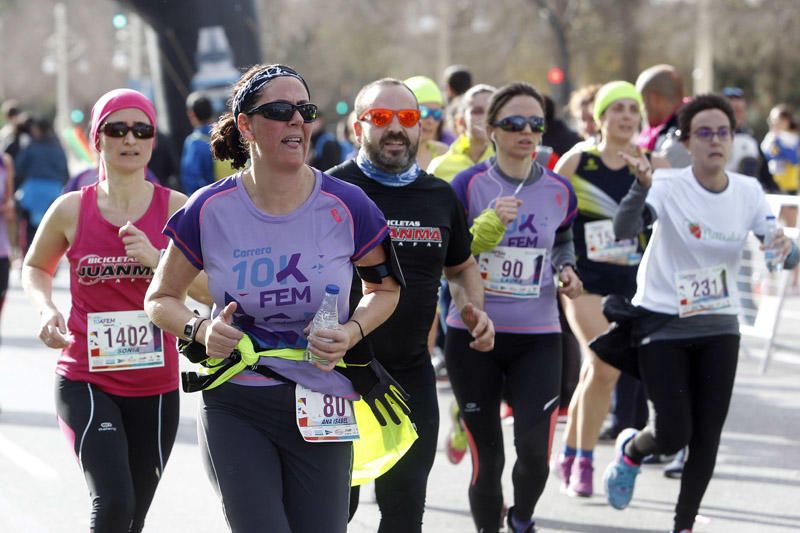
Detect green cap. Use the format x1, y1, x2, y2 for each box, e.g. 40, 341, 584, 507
404, 76, 444, 105
593, 81, 643, 124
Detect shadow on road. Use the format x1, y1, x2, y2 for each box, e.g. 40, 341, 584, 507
0, 410, 200, 446
536, 518, 664, 532
636, 496, 800, 530
1, 335, 45, 349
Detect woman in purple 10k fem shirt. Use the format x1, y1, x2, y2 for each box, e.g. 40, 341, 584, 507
446, 82, 582, 533
145, 65, 400, 533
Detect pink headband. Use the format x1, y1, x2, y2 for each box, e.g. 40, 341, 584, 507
90, 88, 157, 152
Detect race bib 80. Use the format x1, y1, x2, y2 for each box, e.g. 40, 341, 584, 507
295, 384, 359, 442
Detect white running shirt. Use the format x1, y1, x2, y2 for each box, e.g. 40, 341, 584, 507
633, 167, 772, 315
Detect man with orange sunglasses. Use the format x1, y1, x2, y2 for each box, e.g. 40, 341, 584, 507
328, 78, 495, 533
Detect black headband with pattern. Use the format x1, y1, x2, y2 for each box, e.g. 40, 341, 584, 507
232, 65, 311, 118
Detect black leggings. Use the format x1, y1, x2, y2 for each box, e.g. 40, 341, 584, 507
445, 329, 561, 533
0, 256, 9, 317
199, 382, 353, 533
628, 335, 739, 531
349, 360, 439, 533
55, 375, 179, 533
558, 299, 581, 409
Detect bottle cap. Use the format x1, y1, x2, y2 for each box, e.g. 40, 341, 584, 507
325, 284, 340, 295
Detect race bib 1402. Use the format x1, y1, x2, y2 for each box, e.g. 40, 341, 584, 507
87, 310, 165, 372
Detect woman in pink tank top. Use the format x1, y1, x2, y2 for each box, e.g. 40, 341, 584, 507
21, 89, 205, 532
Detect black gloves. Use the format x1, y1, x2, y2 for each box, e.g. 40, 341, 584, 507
336, 338, 411, 426
177, 338, 210, 364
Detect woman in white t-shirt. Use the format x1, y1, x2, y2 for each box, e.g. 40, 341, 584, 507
600, 94, 798, 533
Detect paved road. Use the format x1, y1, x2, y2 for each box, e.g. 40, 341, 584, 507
1, 267, 799, 532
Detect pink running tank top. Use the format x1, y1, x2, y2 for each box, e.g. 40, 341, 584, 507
58, 182, 178, 396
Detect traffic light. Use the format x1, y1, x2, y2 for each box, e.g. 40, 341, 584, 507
112, 13, 128, 29
547, 67, 564, 86
70, 109, 85, 124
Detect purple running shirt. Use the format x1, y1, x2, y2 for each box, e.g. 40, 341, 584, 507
165, 170, 389, 396
448, 162, 577, 334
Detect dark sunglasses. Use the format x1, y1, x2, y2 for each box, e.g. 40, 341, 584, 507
492, 115, 546, 133
419, 105, 443, 121
246, 101, 318, 123
722, 87, 744, 98
358, 108, 421, 128
101, 121, 155, 139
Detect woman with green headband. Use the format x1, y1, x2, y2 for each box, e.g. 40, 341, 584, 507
552, 81, 668, 498
405, 76, 450, 169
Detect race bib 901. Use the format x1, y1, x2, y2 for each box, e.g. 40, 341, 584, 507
479, 246, 546, 298
87, 310, 165, 372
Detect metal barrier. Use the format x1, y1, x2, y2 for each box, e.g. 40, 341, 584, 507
738, 194, 800, 374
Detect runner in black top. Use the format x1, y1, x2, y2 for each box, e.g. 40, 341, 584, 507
328, 77, 494, 533
328, 164, 476, 369
553, 82, 669, 498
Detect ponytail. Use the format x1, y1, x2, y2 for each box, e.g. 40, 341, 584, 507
210, 112, 249, 169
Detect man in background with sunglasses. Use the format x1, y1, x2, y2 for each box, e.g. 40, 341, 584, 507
328, 78, 495, 533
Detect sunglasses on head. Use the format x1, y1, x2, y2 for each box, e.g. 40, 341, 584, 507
101, 122, 155, 139
246, 101, 319, 122
358, 108, 421, 128
492, 115, 546, 133
419, 105, 443, 121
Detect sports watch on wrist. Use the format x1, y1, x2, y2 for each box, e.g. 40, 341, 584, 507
558, 263, 578, 275
183, 316, 203, 341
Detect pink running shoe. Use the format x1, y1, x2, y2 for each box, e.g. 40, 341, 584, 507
553, 453, 574, 491
567, 457, 593, 497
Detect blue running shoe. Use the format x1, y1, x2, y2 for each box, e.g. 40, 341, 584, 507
506, 506, 536, 533
603, 428, 641, 510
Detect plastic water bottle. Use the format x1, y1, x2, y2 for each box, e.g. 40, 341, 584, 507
305, 284, 341, 363
764, 215, 784, 273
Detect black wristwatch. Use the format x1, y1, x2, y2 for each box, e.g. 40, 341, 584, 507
558, 263, 578, 275
183, 316, 204, 341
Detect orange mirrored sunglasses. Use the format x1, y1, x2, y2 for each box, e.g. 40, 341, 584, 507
358, 108, 421, 128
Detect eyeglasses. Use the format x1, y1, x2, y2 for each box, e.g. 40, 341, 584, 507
492, 115, 546, 133
419, 105, 443, 121
358, 108, 421, 128
691, 126, 731, 142
101, 122, 155, 139
246, 101, 319, 123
